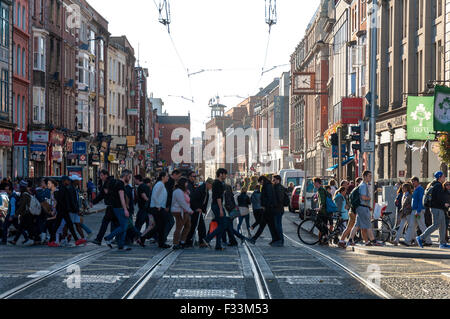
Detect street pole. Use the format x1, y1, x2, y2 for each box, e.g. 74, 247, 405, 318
337, 126, 342, 185
369, 0, 378, 208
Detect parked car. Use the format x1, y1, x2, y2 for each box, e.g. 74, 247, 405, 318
289, 186, 304, 213
301, 176, 333, 212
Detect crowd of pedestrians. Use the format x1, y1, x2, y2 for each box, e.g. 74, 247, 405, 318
0, 167, 448, 252
308, 170, 450, 249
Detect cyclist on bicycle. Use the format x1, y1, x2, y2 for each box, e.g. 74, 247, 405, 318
313, 177, 330, 245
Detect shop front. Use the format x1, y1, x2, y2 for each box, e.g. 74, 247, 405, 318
49, 131, 65, 177
13, 131, 28, 179
0, 129, 12, 179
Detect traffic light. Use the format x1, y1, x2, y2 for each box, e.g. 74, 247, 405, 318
350, 125, 363, 152
331, 133, 339, 146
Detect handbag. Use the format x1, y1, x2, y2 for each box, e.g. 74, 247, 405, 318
229, 208, 241, 219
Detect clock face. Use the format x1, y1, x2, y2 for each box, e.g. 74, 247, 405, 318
297, 74, 313, 89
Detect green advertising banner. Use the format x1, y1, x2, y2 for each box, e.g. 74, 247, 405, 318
407, 96, 435, 140
434, 85, 450, 132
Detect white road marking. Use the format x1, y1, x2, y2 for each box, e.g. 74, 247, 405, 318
163, 275, 244, 279
62, 275, 130, 284
278, 276, 343, 285
173, 289, 237, 298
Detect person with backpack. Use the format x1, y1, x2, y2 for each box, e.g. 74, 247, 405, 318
236, 187, 251, 237
250, 185, 263, 232
393, 183, 413, 246
404, 177, 432, 246
416, 171, 450, 249
92, 170, 119, 246
347, 171, 382, 247
48, 176, 86, 247
248, 176, 279, 246
9, 181, 36, 246
104, 170, 133, 251
272, 175, 289, 247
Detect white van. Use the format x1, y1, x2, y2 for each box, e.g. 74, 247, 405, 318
279, 170, 305, 188
301, 176, 333, 212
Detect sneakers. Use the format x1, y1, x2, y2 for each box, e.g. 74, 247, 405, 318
75, 239, 87, 246
104, 238, 113, 249
119, 246, 132, 251
416, 236, 424, 248
347, 239, 355, 247
201, 239, 211, 249
439, 243, 450, 249
338, 241, 347, 249
23, 239, 34, 246
48, 241, 60, 247
393, 240, 399, 246
92, 239, 102, 246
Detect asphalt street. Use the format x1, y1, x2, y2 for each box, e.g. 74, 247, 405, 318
0, 210, 449, 299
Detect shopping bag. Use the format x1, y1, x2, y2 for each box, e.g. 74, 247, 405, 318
208, 221, 218, 234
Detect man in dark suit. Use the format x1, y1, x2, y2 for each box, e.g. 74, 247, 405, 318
185, 178, 213, 248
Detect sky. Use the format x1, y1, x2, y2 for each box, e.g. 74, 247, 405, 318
88, 0, 320, 139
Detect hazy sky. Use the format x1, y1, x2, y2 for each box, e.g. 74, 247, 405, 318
88, 0, 320, 138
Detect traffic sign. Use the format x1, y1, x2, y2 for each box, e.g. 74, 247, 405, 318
362, 141, 375, 153
79, 154, 87, 165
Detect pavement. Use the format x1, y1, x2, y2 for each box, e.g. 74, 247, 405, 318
287, 213, 450, 260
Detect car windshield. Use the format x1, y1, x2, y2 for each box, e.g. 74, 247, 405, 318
287, 177, 304, 187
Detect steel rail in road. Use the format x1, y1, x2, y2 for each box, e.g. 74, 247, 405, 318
284, 234, 393, 299
0, 247, 109, 299
121, 249, 179, 299
244, 243, 272, 299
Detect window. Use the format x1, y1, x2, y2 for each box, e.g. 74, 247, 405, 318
22, 96, 25, 130
33, 35, 46, 71
33, 87, 45, 123
12, 93, 15, 124
78, 57, 89, 86
22, 6, 26, 30
89, 30, 95, 55
22, 48, 25, 77
99, 39, 104, 61
0, 69, 8, 113
17, 95, 21, 130
17, 3, 21, 28
99, 70, 104, 95
0, 7, 9, 47
16, 45, 20, 74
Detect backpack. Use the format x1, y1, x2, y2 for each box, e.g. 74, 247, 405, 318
326, 195, 338, 213
28, 194, 42, 216
423, 183, 436, 209
0, 193, 8, 218
349, 186, 361, 211
224, 189, 237, 212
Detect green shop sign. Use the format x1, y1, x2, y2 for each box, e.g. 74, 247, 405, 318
407, 96, 435, 140
434, 85, 450, 132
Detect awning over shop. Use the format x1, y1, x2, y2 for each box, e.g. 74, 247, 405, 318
326, 156, 355, 171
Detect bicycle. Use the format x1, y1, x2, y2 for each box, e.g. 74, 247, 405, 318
371, 209, 398, 243
297, 210, 347, 246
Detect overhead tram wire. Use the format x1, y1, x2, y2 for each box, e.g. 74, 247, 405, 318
151, 0, 194, 104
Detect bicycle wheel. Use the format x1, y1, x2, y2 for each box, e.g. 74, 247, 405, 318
297, 220, 321, 245
372, 219, 392, 243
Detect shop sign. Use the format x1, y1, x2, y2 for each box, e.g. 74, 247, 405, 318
0, 129, 12, 147
67, 166, 83, 180
50, 131, 65, 145
31, 131, 49, 143
341, 98, 364, 124
30, 144, 47, 152
79, 154, 87, 165
13, 131, 27, 146
434, 85, 450, 132
108, 154, 116, 162
73, 142, 87, 154
127, 136, 136, 147
407, 96, 435, 140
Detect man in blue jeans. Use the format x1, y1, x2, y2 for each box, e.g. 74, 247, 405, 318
203, 168, 228, 250
104, 170, 132, 251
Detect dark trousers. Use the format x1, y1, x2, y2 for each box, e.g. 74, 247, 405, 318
143, 208, 167, 247
251, 209, 264, 229
252, 209, 279, 242
186, 211, 207, 244
163, 210, 174, 242
2, 215, 25, 243
95, 206, 119, 242
50, 211, 79, 242
274, 211, 284, 244
205, 216, 227, 248
135, 208, 149, 233
13, 214, 34, 242
225, 217, 246, 244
